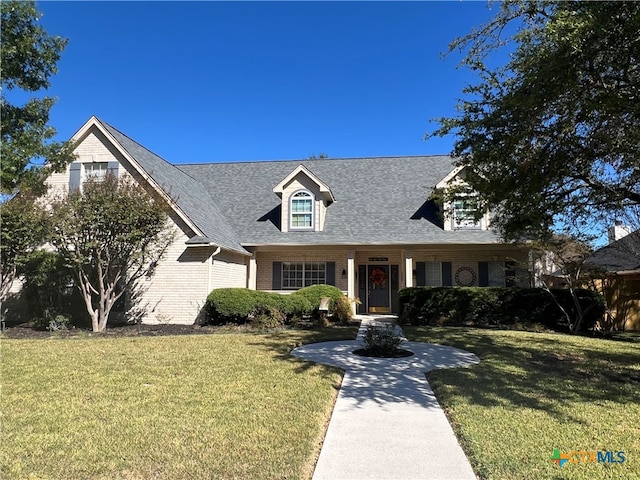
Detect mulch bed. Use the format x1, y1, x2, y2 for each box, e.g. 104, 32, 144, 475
1, 322, 238, 339
0, 317, 329, 339
352, 347, 414, 358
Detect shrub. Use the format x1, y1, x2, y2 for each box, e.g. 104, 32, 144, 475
251, 305, 286, 329
361, 324, 405, 356
206, 288, 263, 324
21, 251, 77, 328
292, 284, 344, 312
269, 293, 313, 321
332, 295, 355, 324
398, 287, 604, 332
205, 288, 312, 326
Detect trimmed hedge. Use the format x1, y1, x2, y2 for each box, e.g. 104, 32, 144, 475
205, 288, 312, 326
205, 285, 351, 326
291, 285, 344, 312
398, 287, 605, 333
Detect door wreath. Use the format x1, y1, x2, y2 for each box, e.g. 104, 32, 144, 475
455, 266, 477, 287
370, 268, 387, 288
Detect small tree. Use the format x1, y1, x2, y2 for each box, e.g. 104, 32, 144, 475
529, 235, 598, 333
51, 175, 174, 332
0, 194, 48, 302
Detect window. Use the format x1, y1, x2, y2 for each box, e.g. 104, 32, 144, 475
69, 160, 119, 192
478, 261, 528, 287
282, 262, 326, 289
452, 197, 481, 229
488, 261, 505, 287
424, 262, 442, 286
290, 190, 313, 229
84, 162, 109, 182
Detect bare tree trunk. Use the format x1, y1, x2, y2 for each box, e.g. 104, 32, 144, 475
76, 271, 101, 332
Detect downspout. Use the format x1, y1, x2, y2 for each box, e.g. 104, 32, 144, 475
207, 246, 222, 294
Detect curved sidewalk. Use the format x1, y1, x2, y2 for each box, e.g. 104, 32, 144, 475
291, 316, 480, 480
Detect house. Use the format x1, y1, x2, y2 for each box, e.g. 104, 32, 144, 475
44, 116, 530, 324
585, 228, 640, 331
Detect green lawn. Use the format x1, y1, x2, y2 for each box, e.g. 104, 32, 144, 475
5, 325, 639, 480
1, 328, 356, 480
405, 326, 640, 480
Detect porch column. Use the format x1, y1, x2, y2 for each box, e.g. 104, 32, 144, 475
248, 255, 257, 290
347, 251, 356, 315
405, 250, 413, 288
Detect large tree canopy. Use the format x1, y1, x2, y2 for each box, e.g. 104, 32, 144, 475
1, 0, 75, 194
431, 0, 640, 241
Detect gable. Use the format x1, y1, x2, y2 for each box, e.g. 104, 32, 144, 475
55, 117, 249, 256
272, 164, 335, 203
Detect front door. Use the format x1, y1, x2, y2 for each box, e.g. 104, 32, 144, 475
368, 265, 390, 313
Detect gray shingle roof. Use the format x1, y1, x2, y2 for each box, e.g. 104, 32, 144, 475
96, 119, 248, 255
585, 231, 640, 273
178, 157, 501, 246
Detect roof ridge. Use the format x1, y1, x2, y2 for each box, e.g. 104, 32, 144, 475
177, 154, 454, 167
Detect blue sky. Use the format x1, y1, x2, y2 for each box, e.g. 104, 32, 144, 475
33, 1, 502, 164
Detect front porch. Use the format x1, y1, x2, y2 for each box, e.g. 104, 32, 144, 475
244, 244, 530, 315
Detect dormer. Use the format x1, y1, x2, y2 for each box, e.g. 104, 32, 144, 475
272, 165, 335, 233
435, 166, 490, 231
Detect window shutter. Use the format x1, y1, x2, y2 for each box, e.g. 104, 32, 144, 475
478, 262, 489, 287
107, 161, 119, 178
415, 262, 426, 286
505, 261, 516, 287
358, 265, 367, 313
326, 262, 336, 286
69, 163, 81, 192
272, 262, 282, 290
442, 262, 453, 286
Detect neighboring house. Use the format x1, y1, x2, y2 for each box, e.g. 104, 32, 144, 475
44, 116, 531, 324
585, 229, 640, 331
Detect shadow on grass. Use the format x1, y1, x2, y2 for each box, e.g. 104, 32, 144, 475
250, 324, 486, 409
406, 326, 640, 419
247, 326, 359, 383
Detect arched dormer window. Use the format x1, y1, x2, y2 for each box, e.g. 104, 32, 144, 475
290, 190, 314, 230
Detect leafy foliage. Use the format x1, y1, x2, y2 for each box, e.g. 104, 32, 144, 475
361, 324, 405, 357
430, 1, 640, 240
50, 174, 174, 332
399, 286, 605, 333
20, 250, 76, 328
1, 1, 75, 194
292, 284, 344, 312
204, 285, 352, 327
0, 195, 48, 301
205, 288, 312, 326
331, 295, 356, 324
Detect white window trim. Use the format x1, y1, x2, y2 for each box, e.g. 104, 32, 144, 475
282, 261, 326, 290
289, 189, 315, 231
452, 195, 482, 230
83, 161, 109, 182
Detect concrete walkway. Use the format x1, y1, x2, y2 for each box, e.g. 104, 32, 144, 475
291, 316, 480, 480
